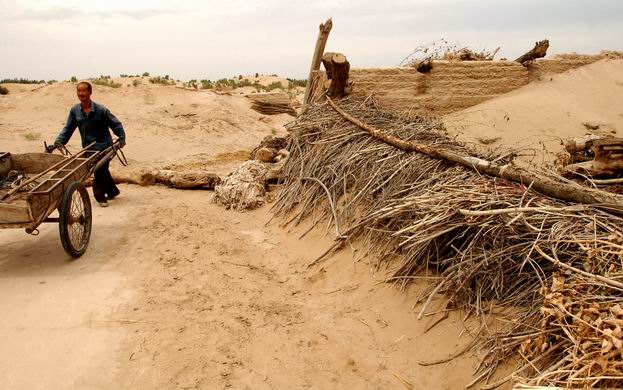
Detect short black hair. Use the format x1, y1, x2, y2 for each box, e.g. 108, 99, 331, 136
77, 81, 92, 92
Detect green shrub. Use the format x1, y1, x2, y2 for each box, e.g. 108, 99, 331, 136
183, 79, 198, 89
142, 72, 150, 77
266, 81, 283, 91
132, 79, 141, 87
22, 131, 40, 140
200, 79, 213, 89
92, 77, 122, 88
287, 78, 307, 88
70, 76, 78, 82
0, 85, 9, 95
149, 76, 173, 85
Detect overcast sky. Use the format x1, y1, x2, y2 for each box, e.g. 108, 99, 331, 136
1, 0, 622, 81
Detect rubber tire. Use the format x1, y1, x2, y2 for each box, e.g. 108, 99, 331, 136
59, 181, 92, 258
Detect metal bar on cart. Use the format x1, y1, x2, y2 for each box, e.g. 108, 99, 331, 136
0, 141, 96, 201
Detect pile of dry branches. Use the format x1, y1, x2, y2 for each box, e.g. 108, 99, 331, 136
272, 98, 623, 388
400, 39, 500, 67
247, 92, 297, 116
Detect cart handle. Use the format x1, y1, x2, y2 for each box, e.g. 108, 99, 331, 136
44, 141, 72, 156
90, 139, 128, 174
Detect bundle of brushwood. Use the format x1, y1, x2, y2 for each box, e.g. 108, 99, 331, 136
248, 92, 297, 116
272, 98, 623, 388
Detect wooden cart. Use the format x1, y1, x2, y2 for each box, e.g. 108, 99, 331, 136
0, 142, 120, 257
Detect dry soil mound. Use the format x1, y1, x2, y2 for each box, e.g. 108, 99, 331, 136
444, 58, 623, 164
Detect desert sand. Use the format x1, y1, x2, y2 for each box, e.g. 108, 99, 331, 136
1, 58, 622, 389
444, 59, 623, 165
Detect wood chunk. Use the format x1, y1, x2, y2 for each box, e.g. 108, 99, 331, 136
515, 39, 550, 65
415, 58, 434, 73
250, 135, 288, 160
563, 138, 623, 177
255, 147, 277, 163
322, 52, 351, 98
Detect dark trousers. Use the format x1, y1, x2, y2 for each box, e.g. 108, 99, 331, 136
93, 161, 120, 202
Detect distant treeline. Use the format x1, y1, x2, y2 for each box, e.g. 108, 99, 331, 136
0, 78, 49, 84
0, 78, 58, 95
182, 77, 306, 92
0, 74, 307, 95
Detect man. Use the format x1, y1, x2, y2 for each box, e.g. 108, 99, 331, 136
52, 81, 126, 207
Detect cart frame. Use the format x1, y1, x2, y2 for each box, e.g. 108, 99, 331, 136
0, 140, 122, 257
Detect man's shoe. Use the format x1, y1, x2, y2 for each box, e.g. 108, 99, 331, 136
98, 201, 109, 208
107, 191, 120, 200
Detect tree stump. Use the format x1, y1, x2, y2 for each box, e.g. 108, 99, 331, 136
322, 52, 350, 98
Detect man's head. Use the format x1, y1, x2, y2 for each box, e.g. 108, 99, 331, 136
76, 81, 92, 104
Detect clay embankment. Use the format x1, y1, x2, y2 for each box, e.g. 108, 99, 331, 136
349, 52, 619, 115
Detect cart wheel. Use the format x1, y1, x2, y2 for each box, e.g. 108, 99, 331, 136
59, 181, 92, 258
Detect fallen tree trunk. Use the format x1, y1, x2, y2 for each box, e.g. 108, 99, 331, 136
325, 96, 623, 209
155, 170, 221, 190
104, 168, 221, 190
515, 39, 549, 65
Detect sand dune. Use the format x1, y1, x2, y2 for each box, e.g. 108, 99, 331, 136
444, 58, 623, 164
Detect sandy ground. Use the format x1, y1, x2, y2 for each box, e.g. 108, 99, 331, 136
0, 187, 485, 389
0, 81, 491, 389
4, 59, 621, 389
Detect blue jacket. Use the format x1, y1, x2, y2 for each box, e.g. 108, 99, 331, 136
55, 101, 126, 151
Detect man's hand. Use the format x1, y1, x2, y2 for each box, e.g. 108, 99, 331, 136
45, 142, 60, 153
46, 142, 64, 153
